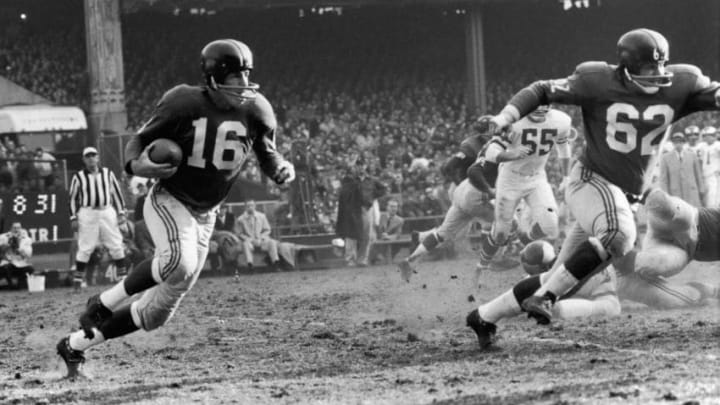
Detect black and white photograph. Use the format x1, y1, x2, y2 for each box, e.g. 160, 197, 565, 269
0, 0, 718, 403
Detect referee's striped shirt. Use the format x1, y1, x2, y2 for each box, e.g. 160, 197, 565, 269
68, 167, 126, 219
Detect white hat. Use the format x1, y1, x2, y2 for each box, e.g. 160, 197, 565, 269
701, 126, 717, 136
82, 146, 98, 156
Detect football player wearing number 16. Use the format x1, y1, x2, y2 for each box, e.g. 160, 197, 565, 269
468, 28, 720, 332
57, 39, 295, 378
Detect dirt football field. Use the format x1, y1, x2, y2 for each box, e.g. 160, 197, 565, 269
1, 258, 719, 404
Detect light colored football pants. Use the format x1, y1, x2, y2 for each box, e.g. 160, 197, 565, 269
130, 185, 216, 331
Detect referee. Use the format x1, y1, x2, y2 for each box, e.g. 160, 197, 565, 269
69, 147, 127, 289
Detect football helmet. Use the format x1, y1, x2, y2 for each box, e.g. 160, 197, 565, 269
527, 105, 550, 123
684, 125, 700, 137
617, 28, 673, 90
201, 39, 259, 91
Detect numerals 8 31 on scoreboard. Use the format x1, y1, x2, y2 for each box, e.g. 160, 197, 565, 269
0, 192, 71, 242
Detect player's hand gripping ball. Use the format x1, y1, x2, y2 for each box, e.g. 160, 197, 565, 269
147, 138, 183, 166
520, 240, 556, 276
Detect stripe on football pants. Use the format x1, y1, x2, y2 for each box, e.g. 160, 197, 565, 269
586, 173, 619, 251
636, 273, 697, 305
150, 189, 181, 281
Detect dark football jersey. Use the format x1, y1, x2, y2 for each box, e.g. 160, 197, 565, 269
136, 85, 283, 210
509, 62, 720, 194
694, 207, 720, 261
459, 134, 486, 159
442, 134, 487, 185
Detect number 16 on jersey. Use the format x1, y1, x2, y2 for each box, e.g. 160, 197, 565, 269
188, 117, 248, 170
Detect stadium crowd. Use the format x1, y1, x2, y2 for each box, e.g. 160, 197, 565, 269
1, 5, 720, 233
0, 138, 60, 194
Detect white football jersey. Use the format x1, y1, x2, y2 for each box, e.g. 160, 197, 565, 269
696, 141, 720, 177
488, 109, 573, 176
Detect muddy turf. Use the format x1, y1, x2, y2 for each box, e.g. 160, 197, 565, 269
1, 258, 718, 404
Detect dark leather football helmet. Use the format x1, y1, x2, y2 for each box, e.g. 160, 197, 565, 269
617, 28, 673, 89
201, 39, 259, 91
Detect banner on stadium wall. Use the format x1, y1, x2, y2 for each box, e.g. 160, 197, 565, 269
0, 191, 72, 242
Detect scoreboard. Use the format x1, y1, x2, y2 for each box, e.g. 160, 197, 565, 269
0, 192, 72, 242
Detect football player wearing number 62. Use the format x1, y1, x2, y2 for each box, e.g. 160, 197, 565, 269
57, 39, 295, 378
467, 28, 720, 338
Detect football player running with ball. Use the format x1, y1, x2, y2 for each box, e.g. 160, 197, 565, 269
470, 28, 720, 329
57, 39, 295, 378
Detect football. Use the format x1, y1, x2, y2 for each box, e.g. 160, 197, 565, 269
520, 240, 556, 275
147, 138, 183, 166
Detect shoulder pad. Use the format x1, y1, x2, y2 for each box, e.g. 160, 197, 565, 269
574, 61, 613, 75
158, 84, 202, 114
162, 84, 197, 102
666, 63, 703, 77
460, 135, 485, 156
249, 92, 277, 128
547, 109, 572, 125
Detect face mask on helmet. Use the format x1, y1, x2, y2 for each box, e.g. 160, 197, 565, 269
624, 61, 673, 93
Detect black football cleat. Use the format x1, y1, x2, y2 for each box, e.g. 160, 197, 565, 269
79, 294, 112, 340
56, 337, 85, 380
466, 309, 497, 349
521, 294, 554, 325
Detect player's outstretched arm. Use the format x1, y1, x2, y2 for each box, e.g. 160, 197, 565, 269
252, 98, 295, 185
490, 63, 593, 133
682, 65, 720, 113
252, 128, 294, 184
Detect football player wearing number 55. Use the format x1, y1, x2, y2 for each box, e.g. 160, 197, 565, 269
467, 28, 720, 335
475, 106, 573, 283
57, 39, 295, 379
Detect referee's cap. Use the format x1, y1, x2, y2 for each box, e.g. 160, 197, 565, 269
82, 146, 98, 157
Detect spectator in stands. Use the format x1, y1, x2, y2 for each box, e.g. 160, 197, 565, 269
354, 160, 387, 266
684, 125, 702, 158
0, 222, 34, 290
376, 199, 404, 241
215, 204, 235, 232
335, 165, 363, 266
33, 147, 56, 190
133, 182, 147, 221
699, 126, 720, 207
235, 200, 281, 271
659, 133, 704, 207
367, 198, 405, 264
0, 148, 13, 192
